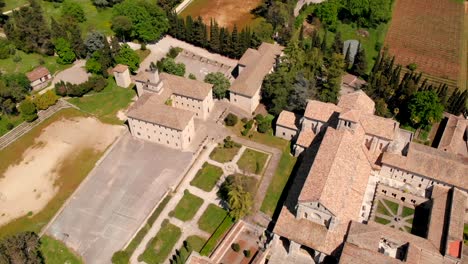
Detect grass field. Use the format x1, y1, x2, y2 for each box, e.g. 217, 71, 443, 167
190, 163, 224, 192
401, 206, 415, 218
138, 219, 182, 264
170, 235, 207, 263
199, 214, 234, 256
40, 235, 83, 264
374, 216, 391, 225
123, 195, 172, 257
237, 148, 269, 174
0, 108, 107, 238
198, 204, 228, 233
0, 50, 70, 75
260, 147, 296, 217
3, 0, 28, 11
230, 123, 290, 150
0, 115, 22, 137
40, 0, 113, 36
384, 0, 464, 81
209, 144, 241, 163
169, 190, 204, 222
68, 79, 136, 125
179, 0, 263, 30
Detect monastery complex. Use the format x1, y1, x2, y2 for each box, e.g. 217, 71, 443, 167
111, 40, 467, 264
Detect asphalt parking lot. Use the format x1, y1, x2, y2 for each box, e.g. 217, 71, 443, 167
46, 132, 192, 264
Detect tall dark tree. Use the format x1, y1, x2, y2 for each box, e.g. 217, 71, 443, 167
298, 24, 304, 48
5, 0, 53, 55
230, 24, 239, 58
209, 19, 220, 53
331, 31, 343, 54
320, 31, 328, 53
69, 26, 86, 59
50, 17, 67, 40
311, 30, 321, 49
344, 44, 352, 69
0, 232, 43, 263
351, 43, 367, 76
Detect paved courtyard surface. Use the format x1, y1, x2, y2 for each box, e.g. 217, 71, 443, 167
46, 132, 192, 264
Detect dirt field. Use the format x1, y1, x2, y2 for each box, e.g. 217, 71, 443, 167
0, 114, 122, 228
179, 0, 262, 29
384, 0, 464, 81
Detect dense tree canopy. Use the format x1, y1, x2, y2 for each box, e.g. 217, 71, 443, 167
114, 44, 140, 73
155, 58, 186, 77
19, 99, 38, 122
0, 232, 43, 263
113, 0, 169, 42
61, 0, 86, 22
204, 72, 230, 99
4, 0, 53, 55
407, 91, 444, 129
54, 37, 76, 64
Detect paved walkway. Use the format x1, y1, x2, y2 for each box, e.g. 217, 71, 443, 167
0, 99, 75, 150
127, 36, 238, 75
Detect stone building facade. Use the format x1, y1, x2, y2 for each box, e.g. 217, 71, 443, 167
229, 42, 283, 114
113, 64, 132, 88
127, 69, 214, 150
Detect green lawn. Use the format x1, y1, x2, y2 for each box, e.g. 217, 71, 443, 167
405, 217, 413, 225
199, 215, 234, 256
124, 195, 172, 256
170, 235, 207, 263
190, 163, 224, 192
138, 219, 182, 264
40, 235, 83, 264
40, 0, 114, 36
0, 108, 108, 238
230, 122, 290, 150
237, 148, 269, 174
0, 50, 70, 75
374, 216, 391, 225
401, 206, 415, 218
383, 199, 399, 215
376, 200, 389, 215
0, 114, 22, 137
198, 204, 229, 233
320, 22, 389, 73
67, 79, 136, 125
209, 144, 241, 163
169, 190, 204, 222
4, 0, 28, 11
260, 147, 297, 217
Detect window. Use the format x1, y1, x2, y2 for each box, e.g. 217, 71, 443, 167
167, 141, 169, 144
137, 132, 141, 136
189, 137, 191, 142
234, 98, 237, 102
283, 132, 286, 136
148, 136, 150, 139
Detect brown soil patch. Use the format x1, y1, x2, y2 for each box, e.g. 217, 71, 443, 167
0, 117, 122, 226
180, 0, 262, 29
384, 0, 464, 81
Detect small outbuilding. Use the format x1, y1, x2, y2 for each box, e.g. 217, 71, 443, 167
113, 64, 131, 88
26, 66, 52, 90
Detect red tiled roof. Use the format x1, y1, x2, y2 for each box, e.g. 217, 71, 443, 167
26, 66, 50, 82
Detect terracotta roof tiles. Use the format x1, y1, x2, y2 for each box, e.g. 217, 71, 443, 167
113, 64, 128, 73
26, 66, 50, 82
276, 110, 298, 130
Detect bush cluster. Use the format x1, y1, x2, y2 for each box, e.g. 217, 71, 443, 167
224, 113, 238, 126
55, 76, 108, 97
33, 90, 59, 110
241, 120, 254, 136
254, 114, 273, 134
231, 243, 240, 252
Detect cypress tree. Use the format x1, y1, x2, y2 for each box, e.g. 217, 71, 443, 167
321, 31, 328, 53
231, 24, 239, 58
351, 43, 367, 77
298, 24, 304, 47
185, 16, 194, 43
69, 26, 86, 59
209, 20, 220, 53
50, 17, 66, 40
311, 30, 321, 48
331, 31, 343, 54
344, 44, 352, 69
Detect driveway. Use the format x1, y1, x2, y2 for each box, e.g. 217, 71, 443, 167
45, 132, 192, 264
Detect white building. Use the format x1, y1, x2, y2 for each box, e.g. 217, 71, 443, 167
127, 69, 214, 150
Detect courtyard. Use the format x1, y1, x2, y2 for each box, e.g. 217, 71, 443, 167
45, 132, 193, 264
135, 138, 271, 263
372, 196, 415, 233
175, 50, 234, 81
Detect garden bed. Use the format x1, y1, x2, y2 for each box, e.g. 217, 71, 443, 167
169, 190, 204, 222
190, 163, 224, 192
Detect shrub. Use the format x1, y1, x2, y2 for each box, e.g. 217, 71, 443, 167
111, 250, 130, 264
6, 122, 14, 130
407, 63, 418, 71
224, 113, 238, 126
33, 90, 59, 110
223, 136, 240, 148
167, 47, 183, 58
231, 243, 240, 252
241, 117, 248, 123
54, 76, 107, 97
243, 249, 251, 257
189, 73, 196, 80
19, 99, 38, 122
140, 43, 147, 51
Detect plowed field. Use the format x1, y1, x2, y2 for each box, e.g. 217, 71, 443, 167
384, 0, 464, 81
